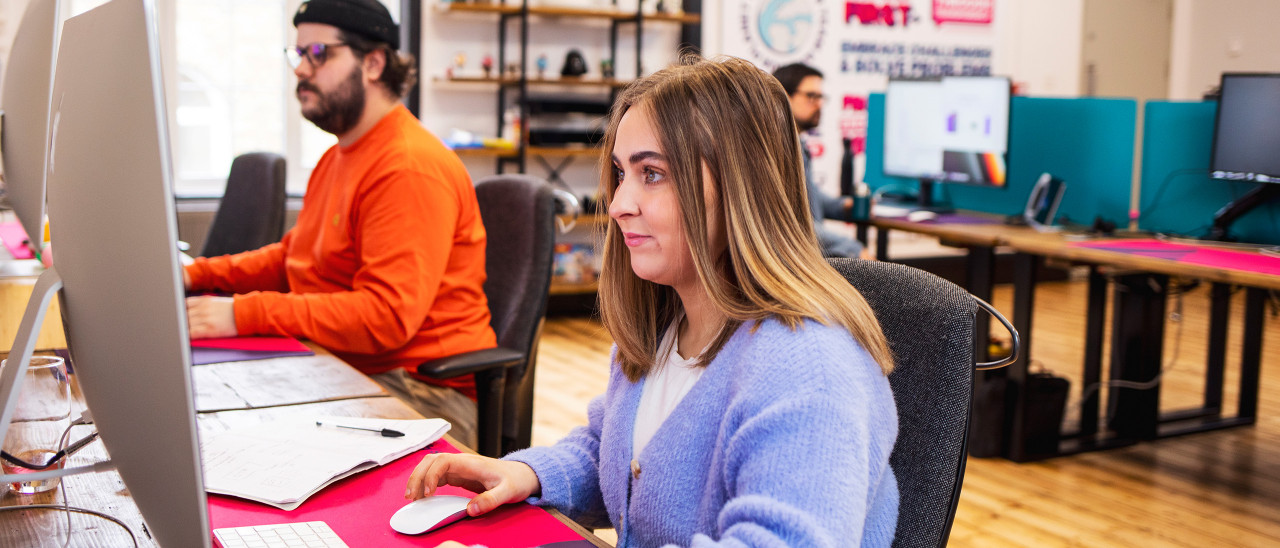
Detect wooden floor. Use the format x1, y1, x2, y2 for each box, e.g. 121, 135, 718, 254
530, 279, 1280, 546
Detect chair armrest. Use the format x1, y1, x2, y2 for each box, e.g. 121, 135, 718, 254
416, 347, 525, 379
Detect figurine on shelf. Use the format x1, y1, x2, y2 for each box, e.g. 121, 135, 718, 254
536, 54, 549, 80
453, 51, 467, 77
600, 58, 615, 79
506, 61, 521, 78
561, 49, 588, 78
655, 0, 667, 14
481, 54, 494, 78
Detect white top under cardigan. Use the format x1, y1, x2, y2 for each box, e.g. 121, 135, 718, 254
632, 316, 706, 458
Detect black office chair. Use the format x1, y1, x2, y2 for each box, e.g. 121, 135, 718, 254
827, 258, 1016, 548
417, 174, 556, 458
200, 152, 287, 258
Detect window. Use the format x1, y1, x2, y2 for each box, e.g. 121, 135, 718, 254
72, 0, 399, 197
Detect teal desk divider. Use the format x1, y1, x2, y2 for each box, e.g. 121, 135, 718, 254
1139, 101, 1280, 245
865, 94, 1135, 226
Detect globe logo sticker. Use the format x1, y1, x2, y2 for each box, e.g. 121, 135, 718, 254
740, 0, 827, 68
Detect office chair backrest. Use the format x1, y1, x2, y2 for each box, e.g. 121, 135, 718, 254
200, 152, 286, 258
474, 174, 556, 454
827, 258, 975, 548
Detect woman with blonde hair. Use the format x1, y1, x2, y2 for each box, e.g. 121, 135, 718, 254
406, 55, 899, 547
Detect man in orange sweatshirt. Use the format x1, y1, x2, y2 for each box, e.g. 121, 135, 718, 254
184, 0, 494, 447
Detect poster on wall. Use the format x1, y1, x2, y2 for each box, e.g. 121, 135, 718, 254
723, 0, 1000, 191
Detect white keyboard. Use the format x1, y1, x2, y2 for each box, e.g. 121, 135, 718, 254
213, 521, 350, 548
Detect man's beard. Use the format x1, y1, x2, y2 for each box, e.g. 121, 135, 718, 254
796, 112, 820, 132
299, 64, 366, 136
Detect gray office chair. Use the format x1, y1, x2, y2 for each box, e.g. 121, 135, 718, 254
417, 174, 556, 457
827, 258, 1016, 548
200, 152, 287, 258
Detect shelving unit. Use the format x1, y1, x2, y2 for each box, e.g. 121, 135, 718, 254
433, 1, 699, 296
434, 0, 700, 174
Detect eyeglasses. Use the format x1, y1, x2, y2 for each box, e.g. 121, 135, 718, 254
799, 91, 825, 104
285, 42, 349, 69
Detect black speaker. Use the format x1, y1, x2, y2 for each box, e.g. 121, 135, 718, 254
1023, 372, 1070, 457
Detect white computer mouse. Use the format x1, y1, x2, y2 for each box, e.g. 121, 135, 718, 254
907, 210, 938, 222
389, 494, 472, 535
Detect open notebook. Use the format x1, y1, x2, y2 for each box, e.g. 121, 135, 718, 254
201, 416, 450, 510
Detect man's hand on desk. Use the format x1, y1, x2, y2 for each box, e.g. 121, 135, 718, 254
405, 453, 541, 518
186, 295, 237, 339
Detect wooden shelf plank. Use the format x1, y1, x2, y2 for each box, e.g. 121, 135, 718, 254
646, 12, 700, 24
527, 145, 602, 156
436, 76, 632, 87
452, 146, 518, 157
439, 3, 522, 15
528, 5, 635, 19
451, 145, 600, 157
435, 75, 522, 84
439, 2, 699, 24
549, 280, 599, 295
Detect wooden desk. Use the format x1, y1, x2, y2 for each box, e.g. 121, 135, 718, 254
996, 231, 1278, 461
0, 275, 67, 351
0, 352, 610, 547
863, 213, 1279, 461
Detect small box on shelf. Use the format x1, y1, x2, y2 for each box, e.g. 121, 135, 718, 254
553, 242, 601, 286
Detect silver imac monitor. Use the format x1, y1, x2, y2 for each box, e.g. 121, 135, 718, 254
5, 0, 208, 545
0, 0, 60, 267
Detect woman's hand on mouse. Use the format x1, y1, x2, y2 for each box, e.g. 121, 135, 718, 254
405, 453, 541, 517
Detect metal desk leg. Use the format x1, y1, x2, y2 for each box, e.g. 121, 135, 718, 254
1004, 252, 1040, 462
1079, 266, 1107, 438
1107, 273, 1167, 441
1204, 283, 1231, 414
965, 245, 1004, 458
875, 226, 890, 262
1237, 287, 1266, 421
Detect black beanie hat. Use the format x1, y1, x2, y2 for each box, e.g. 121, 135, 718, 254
293, 0, 399, 50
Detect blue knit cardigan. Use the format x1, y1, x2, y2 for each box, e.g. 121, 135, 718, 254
506, 318, 899, 547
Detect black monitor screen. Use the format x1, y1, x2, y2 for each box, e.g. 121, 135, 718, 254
883, 75, 1011, 187
1210, 73, 1280, 184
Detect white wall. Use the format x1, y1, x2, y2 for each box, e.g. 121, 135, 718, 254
1168, 0, 1280, 100
991, 0, 1083, 97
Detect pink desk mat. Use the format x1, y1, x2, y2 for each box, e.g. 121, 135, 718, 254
208, 439, 589, 548
1070, 238, 1280, 277
190, 336, 315, 365
0, 221, 34, 259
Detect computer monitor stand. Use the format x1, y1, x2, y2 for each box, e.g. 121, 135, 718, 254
913, 179, 955, 214
0, 267, 60, 453
0, 266, 117, 486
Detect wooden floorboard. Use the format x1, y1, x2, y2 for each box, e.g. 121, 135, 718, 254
531, 278, 1280, 545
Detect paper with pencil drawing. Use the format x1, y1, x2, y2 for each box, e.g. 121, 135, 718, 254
201, 416, 450, 510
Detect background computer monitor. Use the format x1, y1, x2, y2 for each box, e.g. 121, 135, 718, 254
0, 0, 60, 259
44, 0, 208, 545
882, 75, 1011, 210
1206, 72, 1280, 241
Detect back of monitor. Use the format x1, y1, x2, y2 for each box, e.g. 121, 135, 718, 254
43, 0, 209, 546
0, 0, 60, 264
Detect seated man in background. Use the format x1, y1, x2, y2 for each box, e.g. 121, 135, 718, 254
772, 63, 868, 259
184, 0, 494, 447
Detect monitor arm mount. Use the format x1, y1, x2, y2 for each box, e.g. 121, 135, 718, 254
1207, 183, 1280, 241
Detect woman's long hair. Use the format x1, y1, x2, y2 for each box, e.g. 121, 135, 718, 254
596, 55, 893, 381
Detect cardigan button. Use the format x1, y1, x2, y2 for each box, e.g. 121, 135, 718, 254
630, 458, 641, 479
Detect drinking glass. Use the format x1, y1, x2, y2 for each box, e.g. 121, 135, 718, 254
1, 355, 70, 495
